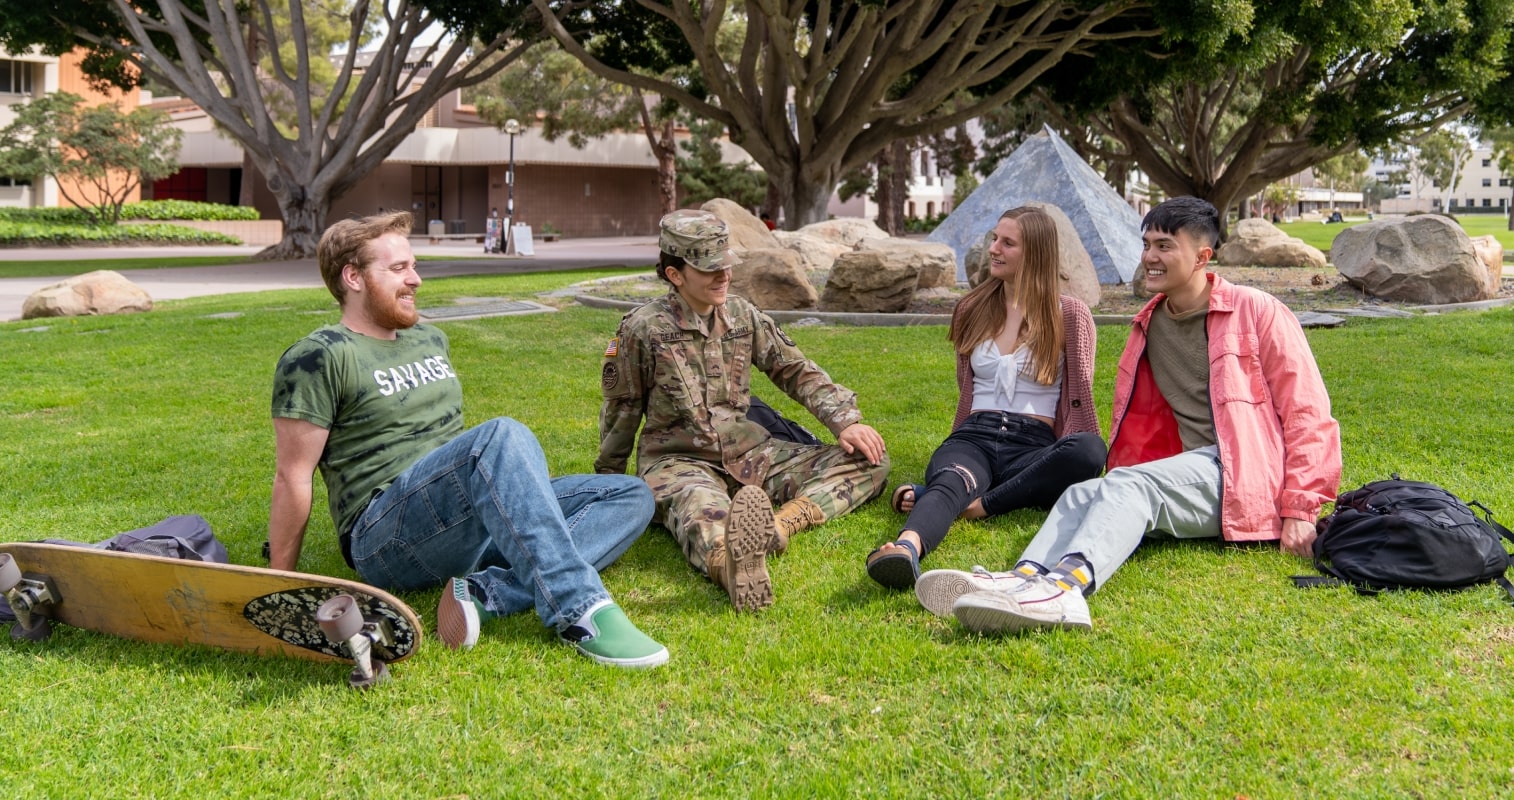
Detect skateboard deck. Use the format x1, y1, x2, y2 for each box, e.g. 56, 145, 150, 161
0, 542, 422, 679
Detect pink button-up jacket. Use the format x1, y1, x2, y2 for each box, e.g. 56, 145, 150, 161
1106, 274, 1341, 541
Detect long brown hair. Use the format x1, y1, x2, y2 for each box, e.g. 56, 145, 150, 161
948, 206, 1065, 385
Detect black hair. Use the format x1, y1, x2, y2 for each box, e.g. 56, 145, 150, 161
657, 251, 686, 284
1142, 196, 1221, 250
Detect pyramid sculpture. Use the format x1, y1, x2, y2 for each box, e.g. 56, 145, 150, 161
928, 125, 1142, 284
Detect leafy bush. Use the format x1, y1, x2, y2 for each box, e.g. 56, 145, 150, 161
0, 221, 241, 246
121, 200, 259, 221
904, 211, 951, 234
0, 200, 257, 225
0, 206, 93, 225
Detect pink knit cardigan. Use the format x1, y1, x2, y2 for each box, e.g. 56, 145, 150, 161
952, 294, 1100, 438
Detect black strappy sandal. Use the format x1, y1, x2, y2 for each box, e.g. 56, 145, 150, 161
866, 538, 921, 590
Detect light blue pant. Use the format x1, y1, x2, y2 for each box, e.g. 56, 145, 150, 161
1017, 446, 1223, 594
350, 418, 655, 632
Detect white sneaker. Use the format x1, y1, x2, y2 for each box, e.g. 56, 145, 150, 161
951, 574, 1092, 634
914, 566, 1031, 618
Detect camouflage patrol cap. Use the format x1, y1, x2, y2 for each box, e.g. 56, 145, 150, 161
658, 210, 740, 271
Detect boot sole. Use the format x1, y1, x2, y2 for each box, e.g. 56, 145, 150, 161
726, 485, 775, 612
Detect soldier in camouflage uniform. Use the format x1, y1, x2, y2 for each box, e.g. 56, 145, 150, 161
597, 210, 891, 611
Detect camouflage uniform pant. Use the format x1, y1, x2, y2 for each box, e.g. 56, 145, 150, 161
642, 441, 890, 576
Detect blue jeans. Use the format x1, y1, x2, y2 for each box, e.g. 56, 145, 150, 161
349, 418, 654, 632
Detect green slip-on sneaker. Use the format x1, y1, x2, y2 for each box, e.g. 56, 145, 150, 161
559, 602, 669, 669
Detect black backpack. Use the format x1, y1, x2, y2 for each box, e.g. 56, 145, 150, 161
1293, 475, 1514, 600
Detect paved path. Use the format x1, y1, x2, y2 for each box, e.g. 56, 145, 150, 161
0, 235, 660, 322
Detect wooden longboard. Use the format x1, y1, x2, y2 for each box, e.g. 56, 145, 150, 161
0, 542, 422, 665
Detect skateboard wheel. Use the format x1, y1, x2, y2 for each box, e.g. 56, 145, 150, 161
0, 553, 19, 593
316, 594, 364, 641
10, 618, 52, 642
348, 660, 390, 690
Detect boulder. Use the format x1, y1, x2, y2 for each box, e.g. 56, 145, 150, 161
22, 270, 153, 319
1330, 215, 1495, 304
700, 198, 779, 251
1470, 234, 1505, 298
820, 250, 919, 313
1215, 219, 1327, 268
858, 239, 958, 290
796, 217, 889, 249
774, 231, 852, 273
729, 248, 818, 310
965, 230, 994, 288
1021, 200, 1102, 307
959, 202, 1101, 306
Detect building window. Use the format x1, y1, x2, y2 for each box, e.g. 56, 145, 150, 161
1483, 178, 1493, 187
1501, 178, 1511, 187
1483, 158, 1493, 168
1484, 198, 1493, 207
0, 176, 33, 187
0, 59, 34, 94
907, 201, 917, 218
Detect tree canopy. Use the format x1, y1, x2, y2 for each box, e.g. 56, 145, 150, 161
0, 0, 543, 257
523, 0, 1179, 228
1034, 0, 1514, 226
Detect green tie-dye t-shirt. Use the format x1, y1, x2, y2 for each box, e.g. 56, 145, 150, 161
272, 323, 464, 537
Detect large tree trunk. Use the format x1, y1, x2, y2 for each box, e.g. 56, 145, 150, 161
784, 181, 834, 229
874, 140, 911, 235
257, 177, 325, 260
763, 180, 783, 225
238, 151, 256, 208
874, 143, 901, 235
636, 94, 678, 218
653, 118, 677, 216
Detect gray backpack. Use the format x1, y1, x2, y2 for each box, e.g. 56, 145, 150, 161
1, 515, 227, 621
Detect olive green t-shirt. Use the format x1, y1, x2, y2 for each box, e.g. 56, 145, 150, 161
272, 324, 464, 537
1146, 301, 1216, 451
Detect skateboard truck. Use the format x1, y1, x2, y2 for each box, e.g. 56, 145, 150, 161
316, 593, 397, 690
0, 553, 58, 641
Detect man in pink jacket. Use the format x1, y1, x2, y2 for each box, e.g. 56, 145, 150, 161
914, 196, 1342, 633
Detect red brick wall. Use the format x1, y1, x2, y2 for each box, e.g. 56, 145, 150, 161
499, 164, 664, 238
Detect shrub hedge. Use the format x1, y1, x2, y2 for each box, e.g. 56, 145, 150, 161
0, 221, 241, 246
121, 200, 259, 221
0, 200, 255, 245
0, 200, 257, 225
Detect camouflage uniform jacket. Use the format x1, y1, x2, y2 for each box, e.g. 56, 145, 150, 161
597, 290, 863, 481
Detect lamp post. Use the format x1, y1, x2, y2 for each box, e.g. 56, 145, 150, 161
504, 118, 520, 224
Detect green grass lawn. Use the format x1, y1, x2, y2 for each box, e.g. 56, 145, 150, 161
2, 270, 1512, 798
1278, 212, 1514, 255
0, 255, 254, 279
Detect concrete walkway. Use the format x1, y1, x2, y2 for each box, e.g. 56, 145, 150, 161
0, 235, 660, 322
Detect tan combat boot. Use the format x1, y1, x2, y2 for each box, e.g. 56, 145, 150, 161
713, 485, 775, 612
771, 496, 826, 555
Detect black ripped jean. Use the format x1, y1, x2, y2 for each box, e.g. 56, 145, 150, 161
901, 411, 1107, 559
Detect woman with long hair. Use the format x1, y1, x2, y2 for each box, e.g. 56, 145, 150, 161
866, 206, 1106, 590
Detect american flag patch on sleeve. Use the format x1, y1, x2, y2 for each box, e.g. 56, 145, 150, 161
604, 337, 619, 357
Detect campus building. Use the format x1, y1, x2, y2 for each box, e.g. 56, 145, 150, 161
1371, 147, 1514, 215
0, 47, 143, 210
6, 45, 962, 237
